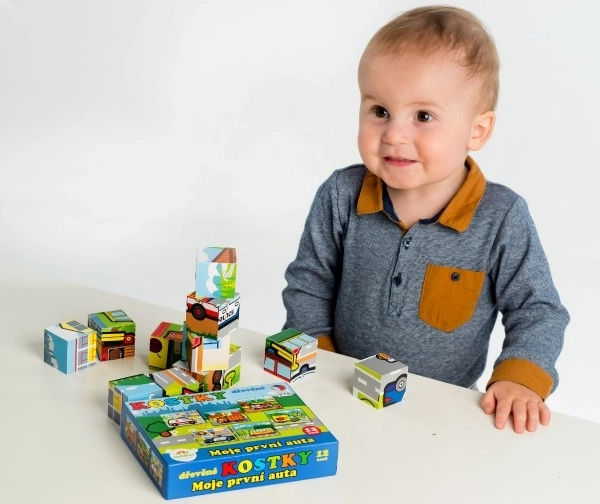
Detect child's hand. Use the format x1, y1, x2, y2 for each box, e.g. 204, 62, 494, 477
480, 380, 550, 433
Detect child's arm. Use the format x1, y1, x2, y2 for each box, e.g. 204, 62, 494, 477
483, 196, 569, 429
481, 380, 550, 433
282, 171, 346, 342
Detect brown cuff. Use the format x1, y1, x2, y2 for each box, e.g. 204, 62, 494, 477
487, 357, 554, 400
317, 334, 337, 352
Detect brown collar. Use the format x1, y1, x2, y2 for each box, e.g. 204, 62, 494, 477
356, 156, 486, 232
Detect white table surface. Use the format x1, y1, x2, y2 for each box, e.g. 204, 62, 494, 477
0, 260, 597, 503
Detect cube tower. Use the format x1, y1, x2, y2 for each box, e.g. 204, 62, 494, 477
146, 246, 242, 394
353, 352, 408, 409
43, 320, 97, 374
183, 247, 240, 376
264, 328, 317, 383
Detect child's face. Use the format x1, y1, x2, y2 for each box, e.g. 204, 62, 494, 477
357, 51, 494, 197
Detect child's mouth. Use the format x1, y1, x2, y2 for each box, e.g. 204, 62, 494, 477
385, 156, 416, 166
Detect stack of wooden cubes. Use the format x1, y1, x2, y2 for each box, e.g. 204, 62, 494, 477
148, 247, 242, 392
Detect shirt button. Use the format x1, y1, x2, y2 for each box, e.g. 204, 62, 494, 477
451, 272, 461, 281
393, 273, 402, 286
402, 237, 412, 249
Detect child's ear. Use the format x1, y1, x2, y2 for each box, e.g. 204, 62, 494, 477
468, 111, 496, 151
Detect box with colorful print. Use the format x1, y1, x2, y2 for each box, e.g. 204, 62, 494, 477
195, 246, 237, 298
264, 328, 317, 383
149, 321, 184, 370
88, 309, 136, 361
43, 320, 97, 374
353, 352, 408, 409
185, 291, 240, 339
120, 382, 338, 499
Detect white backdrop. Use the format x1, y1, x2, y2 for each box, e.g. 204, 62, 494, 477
1, 0, 598, 423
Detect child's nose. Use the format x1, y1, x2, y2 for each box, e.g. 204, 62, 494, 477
382, 120, 410, 145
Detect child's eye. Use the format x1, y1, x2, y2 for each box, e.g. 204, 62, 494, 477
416, 111, 433, 122
371, 106, 389, 118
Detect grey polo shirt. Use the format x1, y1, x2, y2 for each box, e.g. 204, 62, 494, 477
282, 157, 569, 397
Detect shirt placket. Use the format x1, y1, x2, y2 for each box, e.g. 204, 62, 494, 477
388, 229, 416, 314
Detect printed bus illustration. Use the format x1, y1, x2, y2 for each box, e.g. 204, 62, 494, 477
264, 329, 317, 383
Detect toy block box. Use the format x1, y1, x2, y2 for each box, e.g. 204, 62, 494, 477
195, 246, 237, 299
88, 309, 136, 361
353, 352, 408, 409
120, 382, 339, 499
264, 328, 317, 383
108, 369, 203, 426
149, 321, 184, 370
43, 320, 97, 374
184, 323, 231, 373
185, 292, 240, 338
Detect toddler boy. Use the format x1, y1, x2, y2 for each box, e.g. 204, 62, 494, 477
282, 6, 569, 433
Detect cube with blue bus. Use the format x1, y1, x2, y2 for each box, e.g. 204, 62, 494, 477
353, 353, 408, 409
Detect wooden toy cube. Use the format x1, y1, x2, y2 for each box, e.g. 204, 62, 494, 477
151, 367, 201, 396
184, 322, 231, 373
88, 309, 135, 361
108, 369, 202, 425
173, 342, 241, 392
353, 353, 408, 409
171, 360, 221, 392
264, 328, 317, 383
148, 321, 184, 369
183, 368, 226, 393
108, 374, 163, 425
185, 291, 240, 338
43, 320, 97, 374
195, 246, 237, 298
224, 343, 242, 389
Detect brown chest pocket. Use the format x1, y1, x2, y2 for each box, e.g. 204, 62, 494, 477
418, 264, 486, 332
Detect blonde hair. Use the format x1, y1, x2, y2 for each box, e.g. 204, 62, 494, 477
361, 5, 500, 111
